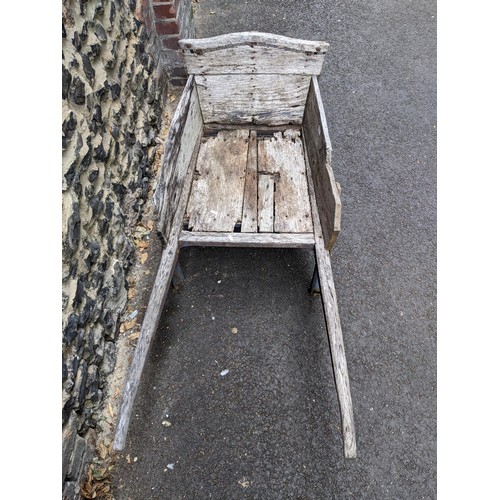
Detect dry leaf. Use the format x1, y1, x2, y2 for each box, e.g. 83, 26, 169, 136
128, 332, 140, 341
107, 402, 114, 418
169, 95, 176, 102
112, 387, 121, 399
128, 287, 136, 300
97, 441, 108, 460
126, 454, 131, 464
146, 220, 154, 230
136, 240, 149, 249
122, 318, 137, 331
140, 252, 148, 264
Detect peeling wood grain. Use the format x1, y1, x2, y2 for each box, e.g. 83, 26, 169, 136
257, 174, 274, 232
154, 76, 204, 238
258, 130, 313, 233
195, 74, 310, 125
179, 231, 315, 249
180, 32, 329, 55
305, 149, 356, 459
182, 44, 327, 76
302, 76, 341, 250
241, 131, 258, 232
185, 130, 249, 231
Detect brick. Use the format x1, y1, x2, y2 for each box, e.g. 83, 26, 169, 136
153, 3, 176, 19
169, 65, 187, 78
155, 20, 179, 35
169, 77, 188, 86
162, 35, 180, 50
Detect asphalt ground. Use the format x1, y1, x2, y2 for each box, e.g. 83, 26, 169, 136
112, 1, 436, 498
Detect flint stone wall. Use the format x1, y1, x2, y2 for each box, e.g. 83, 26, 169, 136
62, 0, 171, 497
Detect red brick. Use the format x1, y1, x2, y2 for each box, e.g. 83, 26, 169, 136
155, 20, 179, 35
153, 4, 176, 19
162, 36, 180, 50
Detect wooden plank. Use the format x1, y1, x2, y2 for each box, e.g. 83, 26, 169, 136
257, 130, 313, 233
178, 231, 315, 249
241, 131, 258, 232
185, 129, 249, 232
257, 174, 274, 232
180, 32, 328, 75
154, 76, 204, 238
304, 150, 357, 459
302, 76, 341, 250
114, 126, 201, 451
195, 74, 310, 125
203, 123, 301, 134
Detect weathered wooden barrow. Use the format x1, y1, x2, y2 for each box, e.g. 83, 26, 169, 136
114, 32, 356, 458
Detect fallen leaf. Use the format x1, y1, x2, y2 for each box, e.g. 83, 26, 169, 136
128, 287, 136, 300
107, 402, 114, 418
128, 332, 140, 341
140, 252, 148, 264
146, 220, 154, 230
126, 454, 131, 464
112, 387, 121, 399
169, 95, 176, 102
97, 441, 108, 460
122, 318, 137, 331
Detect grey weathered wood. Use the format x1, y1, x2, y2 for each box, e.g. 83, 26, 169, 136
257, 174, 274, 232
180, 32, 328, 76
203, 123, 301, 134
241, 131, 258, 232
113, 110, 201, 451
179, 231, 315, 249
154, 76, 204, 238
257, 130, 313, 233
305, 150, 356, 459
195, 74, 310, 125
302, 76, 342, 250
185, 129, 249, 231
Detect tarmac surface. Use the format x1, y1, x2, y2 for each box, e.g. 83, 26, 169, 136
112, 1, 436, 498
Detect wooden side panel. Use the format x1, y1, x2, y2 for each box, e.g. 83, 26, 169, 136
185, 130, 249, 231
302, 76, 342, 251
154, 76, 204, 238
241, 131, 258, 232
195, 74, 310, 125
179, 32, 328, 75
257, 130, 313, 233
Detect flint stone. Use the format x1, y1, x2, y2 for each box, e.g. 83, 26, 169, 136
62, 66, 72, 100
62, 112, 77, 140
64, 313, 79, 344
73, 360, 88, 410
70, 76, 86, 106
100, 341, 116, 378
94, 21, 107, 42
81, 53, 95, 84
88, 169, 99, 183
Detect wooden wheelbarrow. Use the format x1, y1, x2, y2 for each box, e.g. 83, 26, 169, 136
114, 32, 356, 458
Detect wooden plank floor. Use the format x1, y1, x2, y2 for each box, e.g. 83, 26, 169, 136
185, 128, 313, 234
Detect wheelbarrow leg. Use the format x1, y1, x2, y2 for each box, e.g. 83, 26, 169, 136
172, 259, 184, 287
309, 263, 321, 295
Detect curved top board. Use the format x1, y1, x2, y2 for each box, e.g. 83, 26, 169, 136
179, 31, 329, 76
